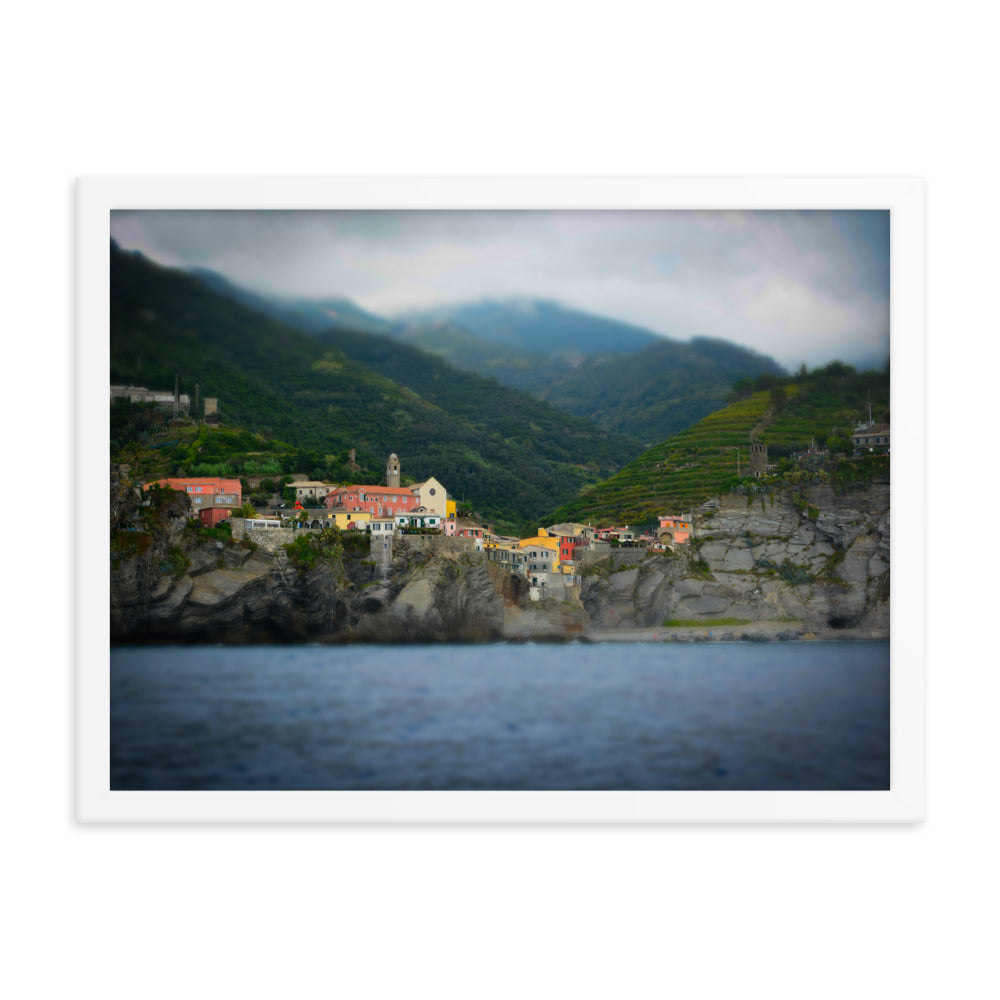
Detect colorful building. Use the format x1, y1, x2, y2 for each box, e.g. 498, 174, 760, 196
658, 516, 692, 545
196, 505, 231, 528
144, 477, 241, 510
325, 484, 418, 518
850, 423, 890, 451
323, 507, 373, 531
409, 477, 449, 518
395, 508, 443, 530
518, 527, 561, 570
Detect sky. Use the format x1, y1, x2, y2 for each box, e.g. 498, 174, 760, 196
110, 209, 890, 371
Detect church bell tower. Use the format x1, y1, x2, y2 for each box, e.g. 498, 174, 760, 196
386, 453, 400, 488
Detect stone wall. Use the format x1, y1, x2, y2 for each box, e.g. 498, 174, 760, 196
397, 534, 482, 559
229, 518, 295, 552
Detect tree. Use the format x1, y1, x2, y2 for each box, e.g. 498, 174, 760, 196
231, 502, 257, 519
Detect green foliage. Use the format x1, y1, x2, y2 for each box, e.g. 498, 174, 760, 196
283, 527, 346, 570
538, 337, 787, 444
690, 557, 714, 580
546, 365, 888, 526
161, 545, 190, 580
755, 557, 816, 586
830, 454, 890, 493
230, 502, 257, 519
341, 531, 372, 553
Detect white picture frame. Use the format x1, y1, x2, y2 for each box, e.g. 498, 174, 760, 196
78, 176, 924, 823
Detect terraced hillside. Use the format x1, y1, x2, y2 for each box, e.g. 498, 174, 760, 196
546, 366, 889, 527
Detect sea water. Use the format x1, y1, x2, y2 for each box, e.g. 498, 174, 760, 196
110, 641, 889, 790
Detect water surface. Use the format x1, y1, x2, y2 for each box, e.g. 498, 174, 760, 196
111, 642, 889, 790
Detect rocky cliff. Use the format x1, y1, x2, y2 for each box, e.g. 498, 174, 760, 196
111, 483, 888, 643
112, 515, 531, 643
580, 483, 889, 637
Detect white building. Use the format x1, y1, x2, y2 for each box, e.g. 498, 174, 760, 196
409, 477, 449, 517
295, 481, 334, 501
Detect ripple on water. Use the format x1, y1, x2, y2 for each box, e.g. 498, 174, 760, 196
110, 642, 889, 791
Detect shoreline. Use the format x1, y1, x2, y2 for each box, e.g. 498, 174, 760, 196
579, 623, 887, 643
111, 622, 889, 647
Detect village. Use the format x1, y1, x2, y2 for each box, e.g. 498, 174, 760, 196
143, 451, 695, 598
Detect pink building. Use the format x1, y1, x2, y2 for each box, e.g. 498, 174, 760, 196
325, 484, 418, 518
658, 515, 692, 544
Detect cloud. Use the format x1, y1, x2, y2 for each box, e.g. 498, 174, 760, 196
111, 208, 889, 369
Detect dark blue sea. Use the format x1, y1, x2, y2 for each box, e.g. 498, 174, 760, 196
110, 642, 890, 790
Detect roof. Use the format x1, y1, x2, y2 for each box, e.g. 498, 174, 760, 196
546, 522, 590, 536
335, 484, 415, 496
851, 423, 890, 437
145, 477, 241, 492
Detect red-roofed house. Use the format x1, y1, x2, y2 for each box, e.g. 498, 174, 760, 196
324, 484, 418, 518
144, 477, 242, 512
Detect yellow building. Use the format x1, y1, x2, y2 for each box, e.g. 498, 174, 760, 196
326, 508, 372, 530
517, 527, 561, 571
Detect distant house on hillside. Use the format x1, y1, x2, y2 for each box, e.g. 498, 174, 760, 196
111, 385, 190, 413
658, 515, 692, 545
851, 423, 890, 451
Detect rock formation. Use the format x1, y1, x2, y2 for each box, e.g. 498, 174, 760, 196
111, 483, 888, 643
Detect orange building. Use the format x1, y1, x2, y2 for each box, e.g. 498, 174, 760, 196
658, 515, 692, 544
144, 477, 242, 511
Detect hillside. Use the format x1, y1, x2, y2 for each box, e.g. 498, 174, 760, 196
395, 298, 662, 361
388, 320, 575, 395
541, 336, 787, 445
191, 267, 391, 335
185, 274, 788, 444
546, 364, 890, 526
110, 243, 635, 533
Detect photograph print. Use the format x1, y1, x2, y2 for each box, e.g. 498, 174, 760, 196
104, 198, 895, 801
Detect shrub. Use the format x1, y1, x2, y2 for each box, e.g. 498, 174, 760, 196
162, 545, 190, 579
283, 527, 345, 570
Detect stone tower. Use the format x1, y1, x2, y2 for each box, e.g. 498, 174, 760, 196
386, 453, 400, 488
749, 442, 768, 478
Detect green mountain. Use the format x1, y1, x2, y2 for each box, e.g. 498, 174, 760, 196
191, 267, 391, 335
396, 298, 662, 361
188, 277, 788, 446
542, 337, 788, 446
391, 299, 786, 444
388, 320, 575, 396
546, 364, 890, 527
110, 243, 635, 533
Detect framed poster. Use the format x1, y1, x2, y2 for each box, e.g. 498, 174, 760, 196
78, 176, 924, 822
